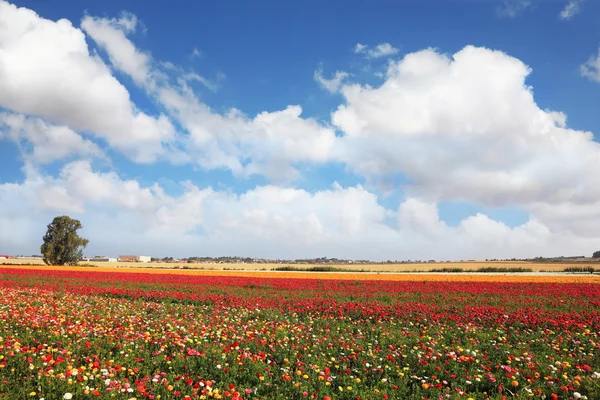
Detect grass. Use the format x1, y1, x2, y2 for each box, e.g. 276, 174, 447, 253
273, 265, 371, 272
563, 266, 598, 273
427, 267, 534, 273
430, 267, 465, 273
474, 267, 532, 273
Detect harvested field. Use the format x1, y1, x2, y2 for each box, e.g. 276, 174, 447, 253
2, 258, 600, 272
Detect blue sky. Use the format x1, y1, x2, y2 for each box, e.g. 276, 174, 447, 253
1, 0, 600, 260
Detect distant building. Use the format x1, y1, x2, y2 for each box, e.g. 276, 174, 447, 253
0, 255, 10, 259
118, 255, 151, 263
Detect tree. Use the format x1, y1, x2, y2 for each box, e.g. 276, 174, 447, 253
40, 216, 89, 266
593, 250, 600, 259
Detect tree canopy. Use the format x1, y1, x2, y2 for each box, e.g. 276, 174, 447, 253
593, 250, 600, 259
40, 216, 89, 266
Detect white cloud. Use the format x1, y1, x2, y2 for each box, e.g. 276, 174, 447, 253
314, 66, 349, 93
354, 42, 399, 59
527, 200, 600, 237
2, 163, 597, 260
114, 11, 140, 33
0, 1, 175, 163
181, 72, 220, 92
396, 198, 560, 259
82, 12, 337, 181
332, 46, 600, 213
398, 198, 448, 238
329, 45, 600, 248
158, 94, 337, 180
81, 14, 153, 87
34, 161, 155, 213
581, 48, 600, 83
2, 2, 600, 260
0, 162, 390, 257
0, 112, 104, 163
559, 0, 582, 20
497, 0, 532, 18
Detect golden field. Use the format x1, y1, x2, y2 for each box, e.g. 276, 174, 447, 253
1, 261, 599, 284
2, 258, 599, 272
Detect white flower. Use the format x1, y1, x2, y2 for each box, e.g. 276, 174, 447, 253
574, 393, 581, 399
63, 394, 73, 400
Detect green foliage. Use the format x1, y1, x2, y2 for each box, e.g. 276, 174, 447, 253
563, 266, 597, 273
430, 267, 464, 272
273, 265, 369, 272
475, 266, 532, 273
40, 216, 89, 266
593, 250, 600, 258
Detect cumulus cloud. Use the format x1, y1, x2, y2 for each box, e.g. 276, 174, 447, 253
0, 162, 388, 257
559, 0, 583, 20
2, 162, 598, 260
0, 112, 104, 163
82, 13, 337, 181
2, 1, 600, 260
0, 1, 177, 163
314, 66, 349, 93
354, 42, 399, 59
396, 197, 563, 259
332, 46, 600, 212
158, 96, 337, 181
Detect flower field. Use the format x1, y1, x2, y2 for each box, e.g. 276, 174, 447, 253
0, 267, 599, 399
